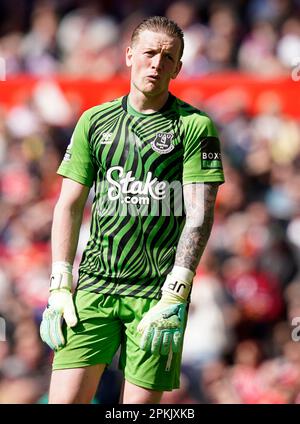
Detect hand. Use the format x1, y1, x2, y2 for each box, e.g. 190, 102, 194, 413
40, 262, 77, 350
137, 295, 186, 355
137, 267, 194, 356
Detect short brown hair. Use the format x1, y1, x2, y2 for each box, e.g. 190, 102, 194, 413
131, 16, 184, 59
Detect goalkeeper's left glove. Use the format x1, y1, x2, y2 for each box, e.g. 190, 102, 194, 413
137, 266, 194, 357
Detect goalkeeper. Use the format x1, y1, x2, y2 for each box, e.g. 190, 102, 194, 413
40, 15, 224, 404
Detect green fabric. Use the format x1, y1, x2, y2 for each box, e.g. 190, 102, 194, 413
58, 110, 95, 187
52, 290, 182, 391
57, 94, 224, 299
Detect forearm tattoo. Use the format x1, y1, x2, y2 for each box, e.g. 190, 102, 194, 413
174, 183, 219, 272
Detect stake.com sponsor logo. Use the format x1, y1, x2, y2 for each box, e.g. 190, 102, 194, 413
95, 165, 205, 224
106, 165, 167, 205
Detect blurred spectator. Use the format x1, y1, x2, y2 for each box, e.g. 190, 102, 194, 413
181, 249, 238, 400
57, 5, 120, 79
238, 20, 286, 76
0, 0, 299, 78
277, 17, 300, 69
21, 4, 59, 76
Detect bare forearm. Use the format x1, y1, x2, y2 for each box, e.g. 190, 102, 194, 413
51, 202, 84, 264
174, 215, 214, 272
174, 182, 218, 272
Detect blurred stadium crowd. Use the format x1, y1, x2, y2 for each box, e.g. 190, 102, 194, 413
0, 0, 300, 404
0, 0, 300, 78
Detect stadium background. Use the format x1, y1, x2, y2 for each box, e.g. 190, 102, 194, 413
0, 0, 300, 404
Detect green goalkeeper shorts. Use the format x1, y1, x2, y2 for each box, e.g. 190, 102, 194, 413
52, 290, 183, 391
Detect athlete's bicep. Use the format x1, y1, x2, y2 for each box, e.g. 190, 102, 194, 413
57, 177, 91, 212
183, 182, 219, 228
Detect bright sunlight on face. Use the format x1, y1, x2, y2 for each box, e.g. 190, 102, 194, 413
127, 30, 182, 97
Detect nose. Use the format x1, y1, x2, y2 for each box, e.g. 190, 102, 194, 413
151, 54, 163, 71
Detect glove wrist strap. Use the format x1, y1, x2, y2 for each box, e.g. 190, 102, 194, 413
50, 261, 73, 292
170, 265, 194, 282
162, 266, 194, 302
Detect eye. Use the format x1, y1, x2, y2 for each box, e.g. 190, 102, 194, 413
144, 51, 154, 57
166, 54, 174, 61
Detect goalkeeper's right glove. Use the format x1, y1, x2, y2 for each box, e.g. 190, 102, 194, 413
40, 261, 77, 351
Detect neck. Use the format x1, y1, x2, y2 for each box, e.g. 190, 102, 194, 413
128, 86, 169, 114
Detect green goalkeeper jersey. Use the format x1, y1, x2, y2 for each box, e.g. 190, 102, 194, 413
57, 94, 225, 299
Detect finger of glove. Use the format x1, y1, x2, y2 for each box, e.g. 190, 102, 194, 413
161, 330, 173, 355
40, 308, 65, 350
172, 329, 183, 353
151, 328, 164, 355
63, 297, 78, 327
40, 313, 55, 349
139, 325, 153, 352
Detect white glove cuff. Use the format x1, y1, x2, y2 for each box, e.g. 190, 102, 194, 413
170, 266, 194, 282
162, 266, 194, 301
50, 261, 73, 292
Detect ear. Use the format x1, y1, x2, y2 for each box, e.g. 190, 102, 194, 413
126, 46, 133, 68
171, 60, 182, 80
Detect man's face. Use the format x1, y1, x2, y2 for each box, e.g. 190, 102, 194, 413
126, 30, 182, 97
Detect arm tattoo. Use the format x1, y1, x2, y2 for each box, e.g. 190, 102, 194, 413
174, 183, 219, 272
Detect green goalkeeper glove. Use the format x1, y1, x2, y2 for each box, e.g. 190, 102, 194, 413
137, 266, 194, 357
40, 261, 77, 350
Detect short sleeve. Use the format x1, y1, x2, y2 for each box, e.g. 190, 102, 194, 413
57, 111, 95, 187
182, 113, 225, 185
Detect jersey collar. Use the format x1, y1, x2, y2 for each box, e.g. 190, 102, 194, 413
121, 93, 175, 116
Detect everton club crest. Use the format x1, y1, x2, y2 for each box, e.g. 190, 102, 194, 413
151, 132, 174, 154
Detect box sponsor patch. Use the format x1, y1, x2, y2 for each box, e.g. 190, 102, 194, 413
200, 136, 223, 169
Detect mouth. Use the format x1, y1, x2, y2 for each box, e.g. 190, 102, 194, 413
146, 75, 160, 82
